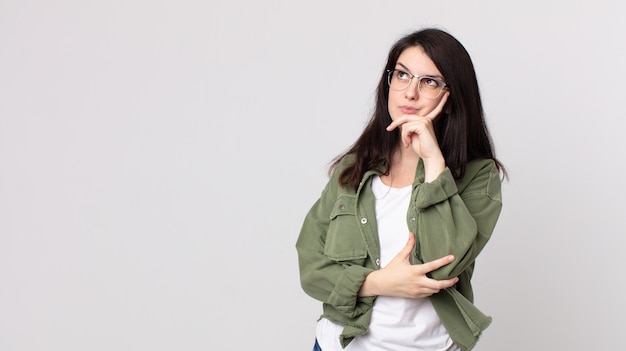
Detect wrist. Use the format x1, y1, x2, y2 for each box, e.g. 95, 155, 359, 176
422, 156, 445, 182
358, 270, 380, 297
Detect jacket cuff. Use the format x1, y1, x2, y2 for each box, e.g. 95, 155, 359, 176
415, 167, 459, 211
327, 265, 374, 316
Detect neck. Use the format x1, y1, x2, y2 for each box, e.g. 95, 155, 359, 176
382, 146, 420, 188
394, 144, 420, 164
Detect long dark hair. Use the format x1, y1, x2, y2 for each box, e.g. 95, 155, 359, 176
330, 28, 506, 190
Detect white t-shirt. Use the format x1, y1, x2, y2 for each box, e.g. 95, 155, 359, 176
316, 175, 459, 351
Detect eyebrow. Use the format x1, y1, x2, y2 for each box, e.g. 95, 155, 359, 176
395, 62, 445, 80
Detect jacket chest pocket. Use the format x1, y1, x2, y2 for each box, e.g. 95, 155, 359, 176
324, 196, 367, 262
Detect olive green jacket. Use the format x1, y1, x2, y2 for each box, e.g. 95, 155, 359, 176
296, 156, 503, 350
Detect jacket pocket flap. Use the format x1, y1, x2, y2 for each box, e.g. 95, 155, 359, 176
329, 196, 357, 220
325, 196, 366, 261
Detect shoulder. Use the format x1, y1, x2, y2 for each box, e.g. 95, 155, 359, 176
321, 154, 356, 198
466, 158, 499, 175
457, 159, 502, 198
332, 154, 356, 174
327, 153, 356, 185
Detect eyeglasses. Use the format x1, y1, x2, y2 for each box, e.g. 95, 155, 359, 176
386, 69, 448, 99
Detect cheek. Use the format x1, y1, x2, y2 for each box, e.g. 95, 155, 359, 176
387, 92, 399, 120
423, 97, 443, 115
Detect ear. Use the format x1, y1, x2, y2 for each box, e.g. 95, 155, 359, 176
444, 99, 451, 114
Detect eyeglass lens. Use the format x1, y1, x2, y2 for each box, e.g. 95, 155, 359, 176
388, 70, 444, 98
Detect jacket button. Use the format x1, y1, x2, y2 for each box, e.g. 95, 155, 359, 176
360, 218, 367, 224
410, 217, 416, 221
375, 259, 380, 267
339, 204, 345, 210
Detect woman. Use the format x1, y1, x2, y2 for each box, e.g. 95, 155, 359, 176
296, 28, 506, 351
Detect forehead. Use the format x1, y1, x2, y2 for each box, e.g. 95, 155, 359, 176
396, 46, 441, 76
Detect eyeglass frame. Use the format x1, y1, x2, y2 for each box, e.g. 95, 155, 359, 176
386, 69, 449, 99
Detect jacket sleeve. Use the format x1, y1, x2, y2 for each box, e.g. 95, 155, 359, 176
295, 172, 376, 319
413, 159, 502, 280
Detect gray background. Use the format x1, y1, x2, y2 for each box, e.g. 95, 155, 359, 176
1, 1, 625, 350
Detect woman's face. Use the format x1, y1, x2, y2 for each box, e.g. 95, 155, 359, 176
387, 46, 447, 121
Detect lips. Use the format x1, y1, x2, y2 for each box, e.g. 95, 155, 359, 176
399, 106, 418, 114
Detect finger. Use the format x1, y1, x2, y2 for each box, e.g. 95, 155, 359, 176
386, 118, 406, 132
432, 276, 459, 289
420, 254, 455, 274
420, 275, 459, 291
412, 288, 441, 298
402, 125, 413, 147
425, 91, 450, 121
410, 277, 458, 298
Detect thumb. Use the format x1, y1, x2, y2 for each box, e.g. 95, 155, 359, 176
396, 232, 415, 262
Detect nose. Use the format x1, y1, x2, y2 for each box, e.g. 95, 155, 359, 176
404, 78, 420, 100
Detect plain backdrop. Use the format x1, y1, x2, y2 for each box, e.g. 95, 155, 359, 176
1, 1, 625, 350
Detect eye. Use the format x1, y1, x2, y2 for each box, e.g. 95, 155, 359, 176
396, 70, 411, 81
423, 77, 442, 88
